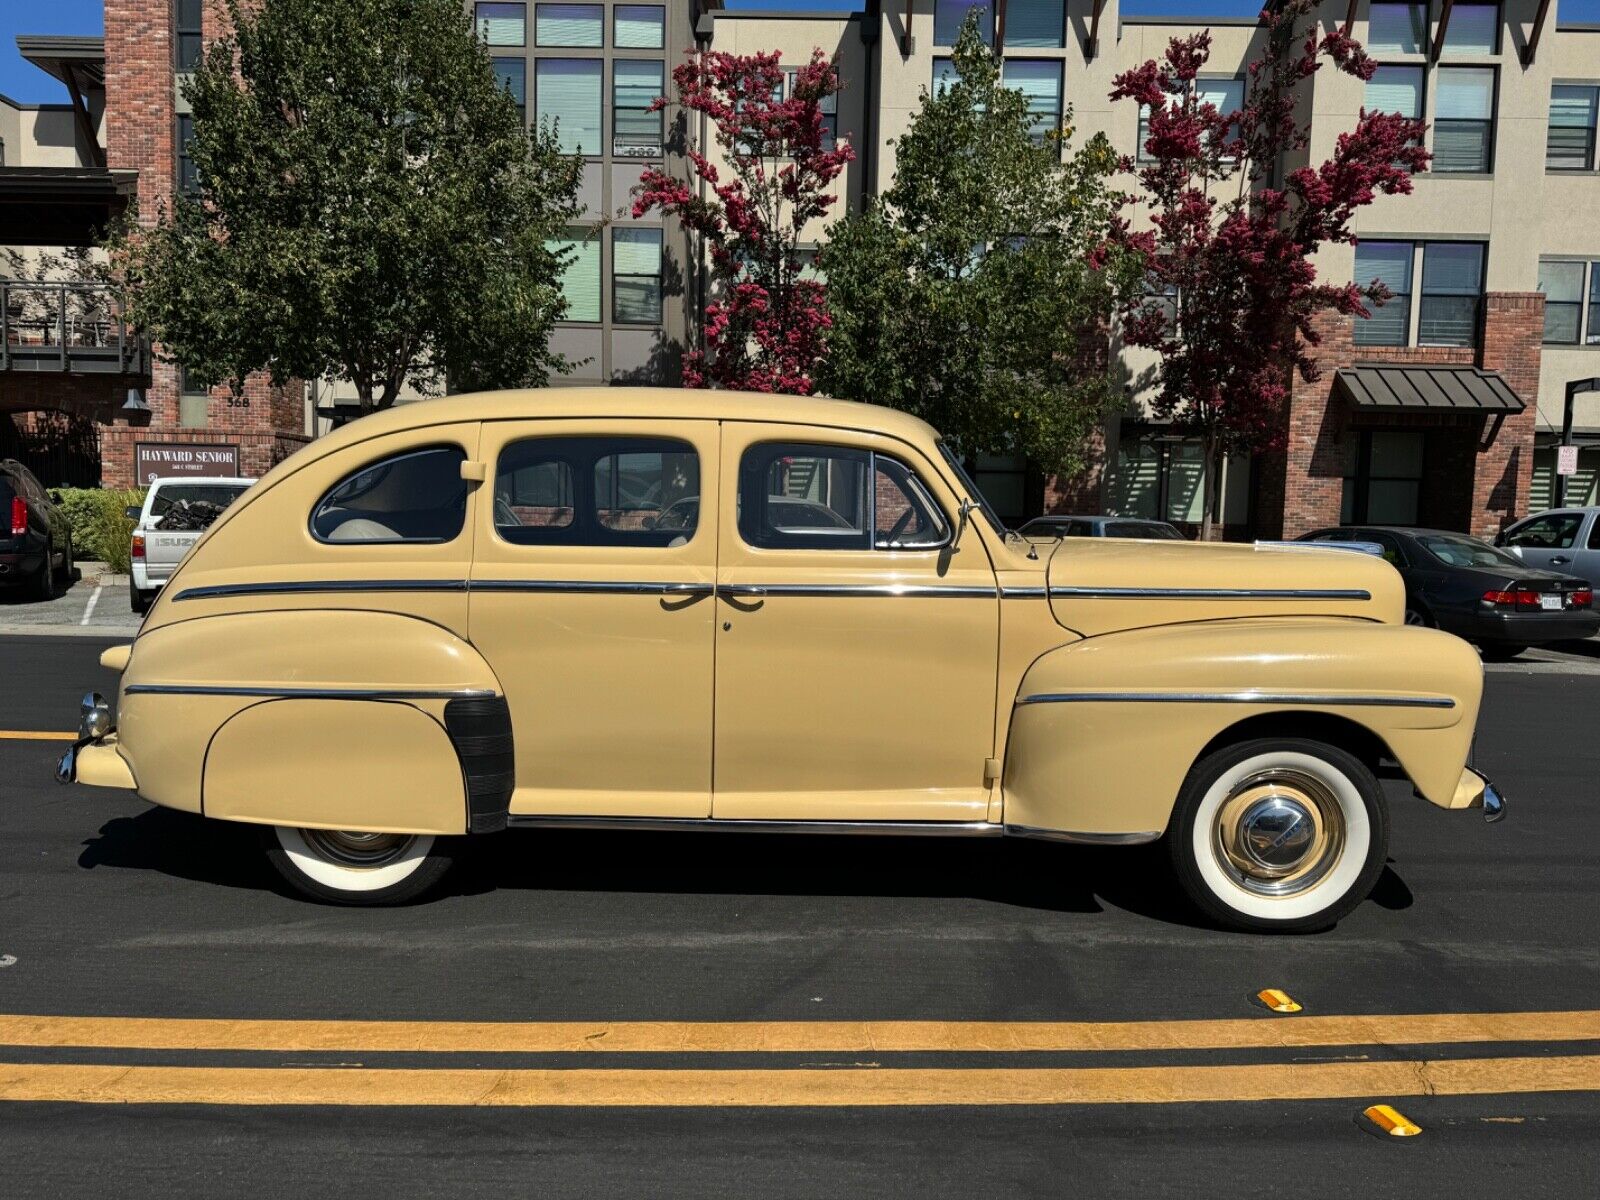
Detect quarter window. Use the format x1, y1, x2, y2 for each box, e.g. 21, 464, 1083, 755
494, 436, 699, 546
1548, 86, 1599, 171
737, 443, 949, 552
311, 446, 468, 544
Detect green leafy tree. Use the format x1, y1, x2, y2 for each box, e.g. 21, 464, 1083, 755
817, 18, 1139, 474
111, 0, 584, 410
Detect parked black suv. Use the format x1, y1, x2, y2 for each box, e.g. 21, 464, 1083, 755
0, 459, 73, 600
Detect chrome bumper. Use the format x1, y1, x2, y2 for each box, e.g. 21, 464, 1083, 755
1452, 766, 1507, 823
1480, 778, 1507, 823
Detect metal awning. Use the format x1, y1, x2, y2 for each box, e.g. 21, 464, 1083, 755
1333, 364, 1526, 414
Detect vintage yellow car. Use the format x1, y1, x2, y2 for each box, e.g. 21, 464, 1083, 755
58, 388, 1504, 930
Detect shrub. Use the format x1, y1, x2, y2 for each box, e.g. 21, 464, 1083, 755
49, 487, 145, 572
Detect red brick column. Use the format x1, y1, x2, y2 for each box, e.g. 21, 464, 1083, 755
1471, 292, 1542, 540
1262, 309, 1351, 540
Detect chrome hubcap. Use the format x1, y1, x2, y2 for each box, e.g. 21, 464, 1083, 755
1214, 769, 1345, 897
301, 829, 415, 868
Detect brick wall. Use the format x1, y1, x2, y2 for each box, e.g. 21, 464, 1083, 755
1473, 292, 1542, 539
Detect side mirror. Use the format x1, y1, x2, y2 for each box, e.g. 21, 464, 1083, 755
124, 506, 142, 521
953, 498, 978, 549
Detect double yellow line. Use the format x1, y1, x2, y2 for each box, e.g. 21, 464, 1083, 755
4, 1010, 1600, 1107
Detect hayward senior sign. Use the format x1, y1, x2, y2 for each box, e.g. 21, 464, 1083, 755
134, 443, 241, 486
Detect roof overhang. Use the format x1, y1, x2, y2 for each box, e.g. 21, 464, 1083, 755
0, 168, 137, 246
15, 36, 105, 89
1333, 364, 1526, 415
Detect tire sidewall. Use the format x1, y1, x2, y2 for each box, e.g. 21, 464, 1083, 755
1170, 739, 1388, 933
264, 826, 452, 905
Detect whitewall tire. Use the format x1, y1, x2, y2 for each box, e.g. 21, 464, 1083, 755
1168, 739, 1388, 933
264, 826, 454, 905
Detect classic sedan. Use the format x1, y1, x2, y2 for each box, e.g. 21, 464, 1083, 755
58, 389, 1504, 932
1299, 525, 1598, 658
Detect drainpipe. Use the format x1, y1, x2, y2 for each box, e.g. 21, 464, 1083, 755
859, 0, 880, 200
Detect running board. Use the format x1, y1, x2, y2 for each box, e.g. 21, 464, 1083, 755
504, 815, 1160, 845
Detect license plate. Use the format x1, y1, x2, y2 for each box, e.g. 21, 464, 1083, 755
1541, 594, 1563, 611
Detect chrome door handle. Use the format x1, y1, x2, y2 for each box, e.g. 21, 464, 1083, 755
1552, 556, 1571, 565
717, 584, 767, 599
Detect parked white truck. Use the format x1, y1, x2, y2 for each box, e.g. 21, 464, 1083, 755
127, 476, 255, 613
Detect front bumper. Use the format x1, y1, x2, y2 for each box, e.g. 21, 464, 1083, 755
1450, 766, 1507, 823
55, 734, 136, 789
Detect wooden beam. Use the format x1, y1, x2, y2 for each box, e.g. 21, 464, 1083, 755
60, 62, 105, 170
1430, 0, 1455, 62
1522, 0, 1553, 66
1341, 0, 1358, 37
1086, 0, 1107, 61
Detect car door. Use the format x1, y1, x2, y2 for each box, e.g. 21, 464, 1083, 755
1501, 511, 1585, 575
468, 420, 719, 818
711, 423, 1000, 822
1574, 513, 1600, 588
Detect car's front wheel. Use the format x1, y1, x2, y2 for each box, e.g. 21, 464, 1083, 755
1167, 738, 1388, 933
263, 825, 454, 905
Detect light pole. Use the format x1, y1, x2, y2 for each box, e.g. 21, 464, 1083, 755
1554, 376, 1600, 508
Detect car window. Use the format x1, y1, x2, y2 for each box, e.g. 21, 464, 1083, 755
495, 436, 700, 547
738, 442, 949, 551
1106, 521, 1181, 539
310, 445, 468, 544
1415, 532, 1525, 569
1065, 520, 1095, 537
1503, 512, 1583, 550
1589, 515, 1600, 551
1351, 530, 1408, 567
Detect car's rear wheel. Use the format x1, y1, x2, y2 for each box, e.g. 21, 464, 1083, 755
1167, 738, 1388, 933
1404, 605, 1432, 627
30, 540, 57, 601
130, 586, 153, 614
263, 825, 454, 905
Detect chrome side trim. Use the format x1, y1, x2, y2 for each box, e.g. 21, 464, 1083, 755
1017, 690, 1455, 709
1004, 824, 1162, 846
506, 815, 1006, 837
174, 579, 468, 601
1049, 586, 1372, 601
717, 583, 997, 599
123, 684, 498, 701
474, 580, 714, 596
1000, 586, 1049, 599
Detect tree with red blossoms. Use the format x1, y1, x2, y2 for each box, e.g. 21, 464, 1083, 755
632, 49, 852, 393
1105, 0, 1429, 538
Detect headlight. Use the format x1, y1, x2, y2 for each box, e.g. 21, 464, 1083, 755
79, 692, 112, 741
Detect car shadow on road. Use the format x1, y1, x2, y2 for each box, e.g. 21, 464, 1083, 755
78, 807, 278, 893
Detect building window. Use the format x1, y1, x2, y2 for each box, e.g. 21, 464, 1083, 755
178, 368, 208, 429
535, 58, 601, 156
1003, 0, 1063, 49
1440, 3, 1498, 55
1109, 435, 1250, 528
613, 60, 664, 157
1538, 259, 1600, 345
612, 227, 662, 324
1548, 86, 1599, 171
932, 58, 961, 96
492, 57, 526, 121
175, 0, 202, 72
1418, 242, 1485, 345
1433, 67, 1495, 173
1002, 60, 1062, 146
475, 2, 526, 47
1367, 3, 1426, 56
1366, 64, 1423, 121
547, 228, 601, 323
781, 68, 838, 150
535, 3, 603, 47
614, 5, 665, 50
176, 114, 199, 194
1340, 431, 1424, 526
1354, 241, 1414, 347
934, 0, 993, 46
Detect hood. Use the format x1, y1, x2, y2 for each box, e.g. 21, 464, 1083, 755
1046, 539, 1405, 637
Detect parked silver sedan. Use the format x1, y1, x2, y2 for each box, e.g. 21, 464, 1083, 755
1496, 507, 1600, 587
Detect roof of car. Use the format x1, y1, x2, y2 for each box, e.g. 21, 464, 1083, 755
310, 388, 942, 458
1337, 525, 1478, 540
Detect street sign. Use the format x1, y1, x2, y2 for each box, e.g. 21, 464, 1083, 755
1557, 444, 1579, 476
134, 442, 241, 485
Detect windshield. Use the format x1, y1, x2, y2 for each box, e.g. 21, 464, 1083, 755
1416, 532, 1525, 570
934, 442, 1007, 539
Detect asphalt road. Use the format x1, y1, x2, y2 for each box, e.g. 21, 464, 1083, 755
3, 634, 1599, 1196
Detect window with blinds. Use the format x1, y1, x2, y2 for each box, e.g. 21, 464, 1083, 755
476, 3, 526, 47
613, 228, 663, 324
613, 60, 663, 156
535, 3, 603, 47
1540, 260, 1585, 344
1004, 0, 1063, 48
934, 0, 993, 46
1548, 86, 1599, 171
932, 58, 962, 95
176, 0, 203, 71
1354, 241, 1414, 347
536, 58, 601, 155
177, 114, 199, 194
1367, 3, 1426, 55
1439, 3, 1498, 55
1433, 67, 1495, 173
1418, 242, 1484, 346
1365, 65, 1422, 119
547, 229, 601, 323
1002, 60, 1062, 145
614, 5, 665, 50
780, 68, 838, 150
493, 57, 527, 119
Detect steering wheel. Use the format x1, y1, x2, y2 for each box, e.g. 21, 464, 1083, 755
882, 507, 916, 546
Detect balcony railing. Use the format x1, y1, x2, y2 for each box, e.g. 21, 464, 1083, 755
1, 280, 150, 377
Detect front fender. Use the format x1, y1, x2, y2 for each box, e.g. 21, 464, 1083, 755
1002, 619, 1483, 839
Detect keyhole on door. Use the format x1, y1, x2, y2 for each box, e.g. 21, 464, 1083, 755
723, 621, 732, 631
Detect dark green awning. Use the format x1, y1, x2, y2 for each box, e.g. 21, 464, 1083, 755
1334, 364, 1526, 413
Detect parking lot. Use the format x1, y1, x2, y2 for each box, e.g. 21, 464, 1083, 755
3, 631, 1600, 1195
0, 564, 143, 635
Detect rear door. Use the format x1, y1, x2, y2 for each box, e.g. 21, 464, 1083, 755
1502, 511, 1586, 575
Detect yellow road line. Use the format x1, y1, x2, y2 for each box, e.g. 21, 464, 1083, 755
0, 731, 75, 742
3, 1055, 1598, 1107
5, 1009, 1600, 1054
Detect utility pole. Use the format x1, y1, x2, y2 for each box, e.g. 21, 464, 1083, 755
1554, 376, 1600, 508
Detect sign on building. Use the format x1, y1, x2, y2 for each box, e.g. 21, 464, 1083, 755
1557, 444, 1580, 477
134, 442, 242, 485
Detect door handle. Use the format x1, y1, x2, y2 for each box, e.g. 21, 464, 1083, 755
1552, 556, 1571, 566
717, 584, 767, 599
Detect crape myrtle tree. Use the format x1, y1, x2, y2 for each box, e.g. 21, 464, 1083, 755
817, 18, 1140, 478
632, 48, 852, 393
111, 0, 584, 412
1104, 0, 1429, 538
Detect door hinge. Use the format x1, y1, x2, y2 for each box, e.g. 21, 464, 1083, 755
459, 460, 487, 482
983, 757, 1002, 784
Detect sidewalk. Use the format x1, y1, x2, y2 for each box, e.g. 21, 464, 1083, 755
0, 561, 143, 637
